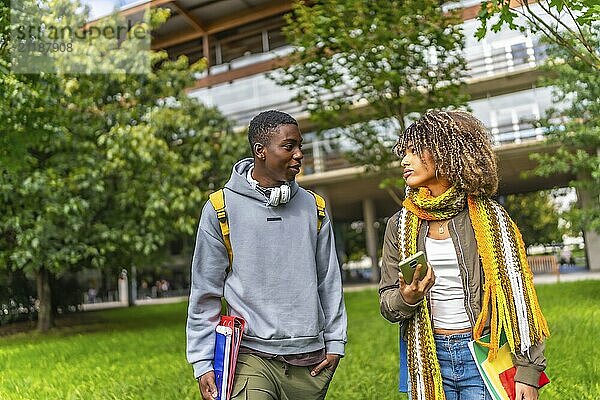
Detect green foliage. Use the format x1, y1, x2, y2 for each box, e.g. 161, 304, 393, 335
530, 31, 600, 233
276, 0, 468, 174
0, 0, 62, 170
338, 219, 387, 262
1, 281, 600, 399
475, 0, 599, 233
0, 270, 37, 325
502, 191, 565, 247
475, 0, 600, 69
0, 0, 246, 328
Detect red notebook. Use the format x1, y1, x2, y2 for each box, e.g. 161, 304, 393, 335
499, 367, 550, 400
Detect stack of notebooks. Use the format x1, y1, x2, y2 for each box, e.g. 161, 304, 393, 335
468, 334, 550, 400
214, 315, 245, 400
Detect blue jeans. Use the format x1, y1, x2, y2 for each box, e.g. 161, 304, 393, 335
434, 332, 492, 400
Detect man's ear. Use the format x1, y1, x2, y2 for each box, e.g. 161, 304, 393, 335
254, 143, 265, 160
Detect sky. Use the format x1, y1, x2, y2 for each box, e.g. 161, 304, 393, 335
80, 0, 148, 20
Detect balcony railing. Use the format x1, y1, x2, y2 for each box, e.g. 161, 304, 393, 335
300, 119, 546, 176
195, 36, 547, 128
200, 32, 545, 80
465, 37, 547, 80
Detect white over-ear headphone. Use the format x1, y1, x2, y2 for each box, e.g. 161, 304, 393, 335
268, 184, 290, 206
247, 166, 290, 206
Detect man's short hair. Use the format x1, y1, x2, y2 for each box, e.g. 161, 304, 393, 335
248, 110, 298, 155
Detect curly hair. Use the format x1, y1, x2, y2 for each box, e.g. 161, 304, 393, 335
393, 110, 498, 197
248, 110, 298, 155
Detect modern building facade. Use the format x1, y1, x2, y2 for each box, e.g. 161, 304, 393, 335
115, 0, 598, 272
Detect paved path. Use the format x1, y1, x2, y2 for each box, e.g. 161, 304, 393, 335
81, 271, 600, 311
344, 271, 600, 291
81, 296, 189, 311
533, 271, 600, 284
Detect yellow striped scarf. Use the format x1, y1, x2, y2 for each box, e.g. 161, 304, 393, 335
400, 187, 550, 400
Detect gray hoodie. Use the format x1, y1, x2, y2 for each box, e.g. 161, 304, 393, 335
186, 158, 347, 379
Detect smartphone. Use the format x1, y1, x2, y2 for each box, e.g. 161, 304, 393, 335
398, 251, 428, 284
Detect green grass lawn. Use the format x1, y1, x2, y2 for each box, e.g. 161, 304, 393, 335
1, 280, 599, 399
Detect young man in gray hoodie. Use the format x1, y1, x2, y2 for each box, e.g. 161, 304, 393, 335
186, 110, 347, 400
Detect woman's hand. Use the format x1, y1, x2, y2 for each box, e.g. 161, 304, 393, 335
515, 382, 538, 400
398, 262, 435, 305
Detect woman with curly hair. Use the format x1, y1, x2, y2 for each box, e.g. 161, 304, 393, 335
379, 110, 549, 400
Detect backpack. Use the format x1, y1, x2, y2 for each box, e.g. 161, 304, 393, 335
208, 188, 326, 269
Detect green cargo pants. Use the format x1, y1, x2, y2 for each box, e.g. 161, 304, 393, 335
230, 354, 335, 400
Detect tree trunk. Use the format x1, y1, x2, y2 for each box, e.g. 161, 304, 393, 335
398, 105, 406, 132
128, 265, 137, 307
36, 267, 53, 332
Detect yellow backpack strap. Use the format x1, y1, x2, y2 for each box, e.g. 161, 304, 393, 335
307, 190, 326, 234
209, 189, 233, 268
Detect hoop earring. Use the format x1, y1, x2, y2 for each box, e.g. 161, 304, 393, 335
435, 170, 440, 181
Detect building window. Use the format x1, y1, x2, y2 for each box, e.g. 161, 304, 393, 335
211, 42, 219, 65
218, 32, 263, 63
167, 38, 203, 63
209, 14, 288, 65
267, 27, 288, 51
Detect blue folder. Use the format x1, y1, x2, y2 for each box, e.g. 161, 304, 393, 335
213, 316, 245, 400
214, 326, 232, 400
399, 336, 408, 392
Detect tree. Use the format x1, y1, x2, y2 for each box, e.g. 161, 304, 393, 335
0, 0, 246, 331
475, 0, 600, 69
501, 191, 565, 247
529, 31, 599, 234
474, 1, 599, 233
276, 0, 468, 282
0, 0, 62, 171
276, 0, 468, 174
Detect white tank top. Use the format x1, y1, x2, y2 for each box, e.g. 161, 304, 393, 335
425, 237, 471, 330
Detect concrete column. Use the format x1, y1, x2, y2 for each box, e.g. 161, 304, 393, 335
203, 34, 210, 66
578, 187, 600, 271
363, 198, 380, 283
118, 269, 128, 305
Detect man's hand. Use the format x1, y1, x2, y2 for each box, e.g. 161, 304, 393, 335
198, 371, 218, 400
398, 262, 435, 305
515, 382, 538, 400
310, 354, 341, 377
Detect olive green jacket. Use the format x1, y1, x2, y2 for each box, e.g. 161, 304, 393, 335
379, 208, 547, 388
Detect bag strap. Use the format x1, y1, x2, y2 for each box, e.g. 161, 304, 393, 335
307, 189, 326, 234
209, 189, 233, 269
